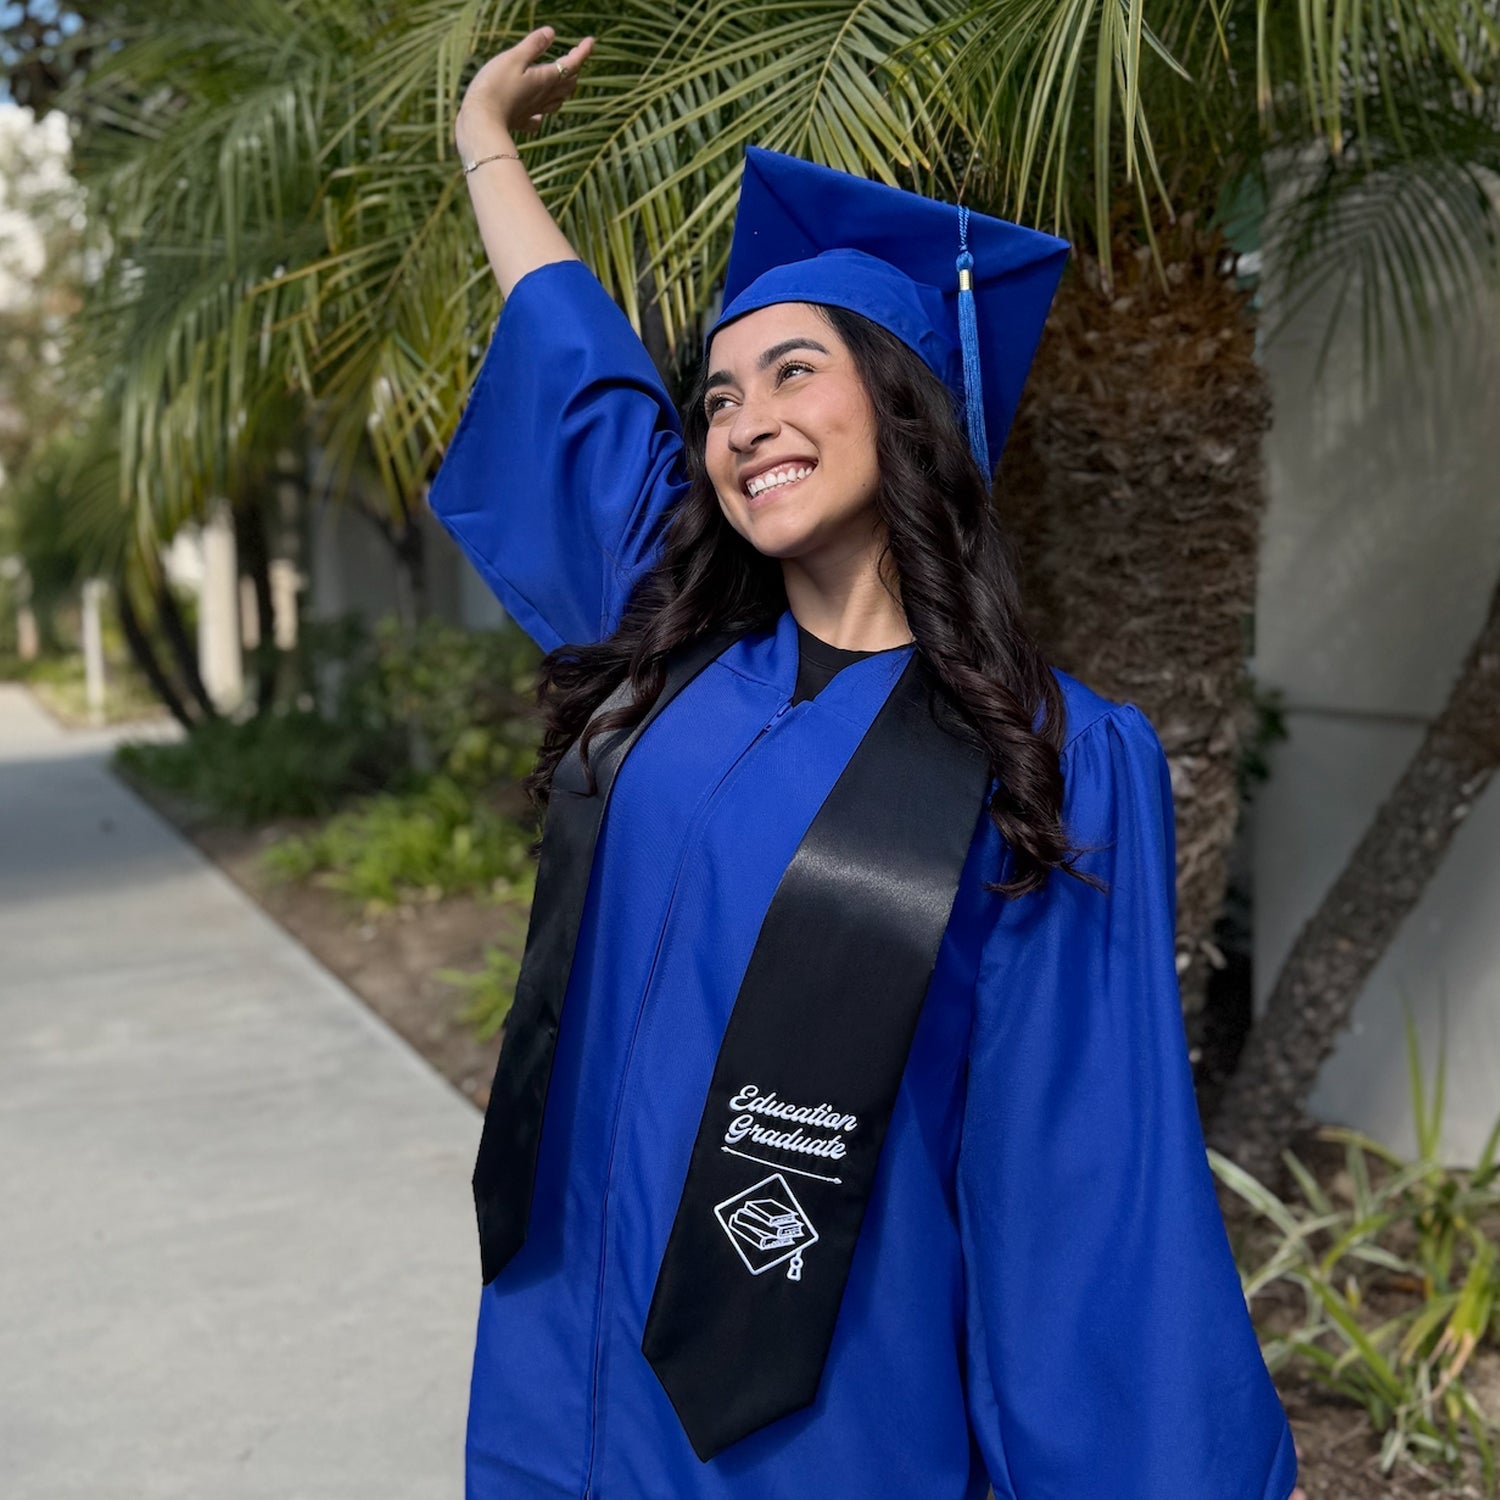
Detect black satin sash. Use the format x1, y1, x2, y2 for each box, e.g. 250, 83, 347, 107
640, 647, 991, 1460
472, 630, 992, 1462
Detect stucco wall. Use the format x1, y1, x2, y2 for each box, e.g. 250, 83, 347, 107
1250, 263, 1500, 1165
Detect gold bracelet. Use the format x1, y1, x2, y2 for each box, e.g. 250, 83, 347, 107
462, 151, 522, 175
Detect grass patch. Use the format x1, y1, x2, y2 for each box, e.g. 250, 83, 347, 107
262, 776, 537, 909
20, 654, 165, 727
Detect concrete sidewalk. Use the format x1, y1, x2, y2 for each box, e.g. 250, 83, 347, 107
0, 686, 481, 1499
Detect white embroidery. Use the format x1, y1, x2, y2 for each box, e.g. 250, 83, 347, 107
727, 1084, 860, 1134
715, 1174, 820, 1281
721, 1146, 841, 1184
720, 1081, 857, 1167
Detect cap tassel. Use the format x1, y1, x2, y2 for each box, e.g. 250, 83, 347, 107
956, 206, 991, 477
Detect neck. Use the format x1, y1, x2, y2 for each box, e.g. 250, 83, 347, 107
781, 548, 912, 653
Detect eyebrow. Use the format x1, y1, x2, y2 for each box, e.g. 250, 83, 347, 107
704, 337, 831, 392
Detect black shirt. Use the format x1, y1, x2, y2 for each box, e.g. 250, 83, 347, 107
791, 621, 910, 706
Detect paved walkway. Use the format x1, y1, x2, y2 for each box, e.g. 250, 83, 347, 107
0, 686, 480, 1498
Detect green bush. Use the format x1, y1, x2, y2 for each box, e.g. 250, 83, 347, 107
117, 711, 390, 823
338, 615, 544, 787
261, 776, 537, 908
115, 612, 545, 826
1214, 1000, 1500, 1494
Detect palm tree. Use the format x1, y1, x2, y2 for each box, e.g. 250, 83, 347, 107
9, 410, 213, 731
21, 0, 1500, 1175
26, 1, 442, 646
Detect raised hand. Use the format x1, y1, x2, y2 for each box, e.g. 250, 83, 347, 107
456, 24, 595, 149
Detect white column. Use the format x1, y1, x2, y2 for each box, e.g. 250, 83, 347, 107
16, 566, 39, 662
81, 578, 107, 726
17, 603, 38, 662
198, 499, 243, 711
269, 558, 301, 649
239, 577, 261, 651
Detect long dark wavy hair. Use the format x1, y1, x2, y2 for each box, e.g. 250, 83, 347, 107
518, 302, 1100, 900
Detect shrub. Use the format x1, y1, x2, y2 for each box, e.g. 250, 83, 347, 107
116, 613, 545, 826
117, 711, 390, 823
261, 776, 537, 908
341, 616, 543, 787
1214, 1000, 1500, 1494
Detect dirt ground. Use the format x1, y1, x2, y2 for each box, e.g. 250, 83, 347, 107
118, 767, 1499, 1500
1277, 1316, 1500, 1499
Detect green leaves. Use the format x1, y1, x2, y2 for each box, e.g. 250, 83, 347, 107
1214, 1005, 1500, 1492
49, 0, 1500, 562
439, 942, 525, 1039
1261, 0, 1500, 155
263, 775, 536, 906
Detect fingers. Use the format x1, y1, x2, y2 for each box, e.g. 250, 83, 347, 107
560, 34, 595, 71
494, 24, 591, 135
540, 39, 591, 88
519, 24, 557, 65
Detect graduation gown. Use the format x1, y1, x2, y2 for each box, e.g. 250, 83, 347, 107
428, 258, 1300, 1500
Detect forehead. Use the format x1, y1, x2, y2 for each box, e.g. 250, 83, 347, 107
706, 300, 841, 372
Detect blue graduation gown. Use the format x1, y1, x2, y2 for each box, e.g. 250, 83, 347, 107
428, 259, 1300, 1500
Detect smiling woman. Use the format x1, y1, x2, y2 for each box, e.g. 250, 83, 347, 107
429, 22, 1301, 1500
699, 306, 885, 593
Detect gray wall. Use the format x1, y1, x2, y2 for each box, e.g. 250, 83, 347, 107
306, 497, 507, 632
1250, 259, 1500, 1164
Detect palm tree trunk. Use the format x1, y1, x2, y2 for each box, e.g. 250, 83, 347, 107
115, 577, 197, 732
392, 502, 427, 629
155, 576, 218, 721
234, 495, 279, 715
1207, 570, 1500, 1182
1001, 232, 1269, 1032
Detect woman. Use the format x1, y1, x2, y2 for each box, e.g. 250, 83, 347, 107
435, 24, 1303, 1500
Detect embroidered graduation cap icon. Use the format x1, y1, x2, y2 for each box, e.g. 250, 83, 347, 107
705, 145, 1071, 480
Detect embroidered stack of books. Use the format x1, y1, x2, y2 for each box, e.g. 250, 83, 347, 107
728, 1198, 806, 1251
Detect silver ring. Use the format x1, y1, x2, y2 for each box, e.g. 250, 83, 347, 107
554, 60, 570, 79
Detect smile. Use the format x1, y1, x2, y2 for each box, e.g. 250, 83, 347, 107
745, 463, 816, 505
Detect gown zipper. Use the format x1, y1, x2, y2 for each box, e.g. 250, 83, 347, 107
580, 695, 794, 1499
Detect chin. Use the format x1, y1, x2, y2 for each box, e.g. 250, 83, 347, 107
736, 508, 825, 553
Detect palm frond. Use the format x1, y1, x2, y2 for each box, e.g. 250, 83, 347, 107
1262, 100, 1500, 379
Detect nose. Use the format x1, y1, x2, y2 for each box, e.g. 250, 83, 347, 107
726, 390, 779, 455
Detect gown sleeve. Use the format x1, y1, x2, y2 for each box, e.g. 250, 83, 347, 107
956, 703, 1299, 1500
425, 258, 685, 652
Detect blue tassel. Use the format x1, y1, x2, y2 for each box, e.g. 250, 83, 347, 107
956, 206, 990, 478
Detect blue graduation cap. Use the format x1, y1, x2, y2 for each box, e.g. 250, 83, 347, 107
705, 146, 1070, 480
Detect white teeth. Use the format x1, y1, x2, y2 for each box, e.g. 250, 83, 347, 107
746, 464, 814, 497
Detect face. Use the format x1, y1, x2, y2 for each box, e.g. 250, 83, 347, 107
701, 302, 882, 561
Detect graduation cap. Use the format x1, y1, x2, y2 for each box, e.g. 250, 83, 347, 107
705, 146, 1070, 479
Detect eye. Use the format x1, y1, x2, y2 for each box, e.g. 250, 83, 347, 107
777, 359, 813, 382
704, 390, 733, 417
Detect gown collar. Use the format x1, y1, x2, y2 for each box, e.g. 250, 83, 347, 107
734, 605, 916, 721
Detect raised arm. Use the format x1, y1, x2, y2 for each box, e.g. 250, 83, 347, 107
453, 26, 593, 296
431, 27, 685, 652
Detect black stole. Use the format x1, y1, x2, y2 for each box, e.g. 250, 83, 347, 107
472, 627, 736, 1280
471, 628, 992, 1462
